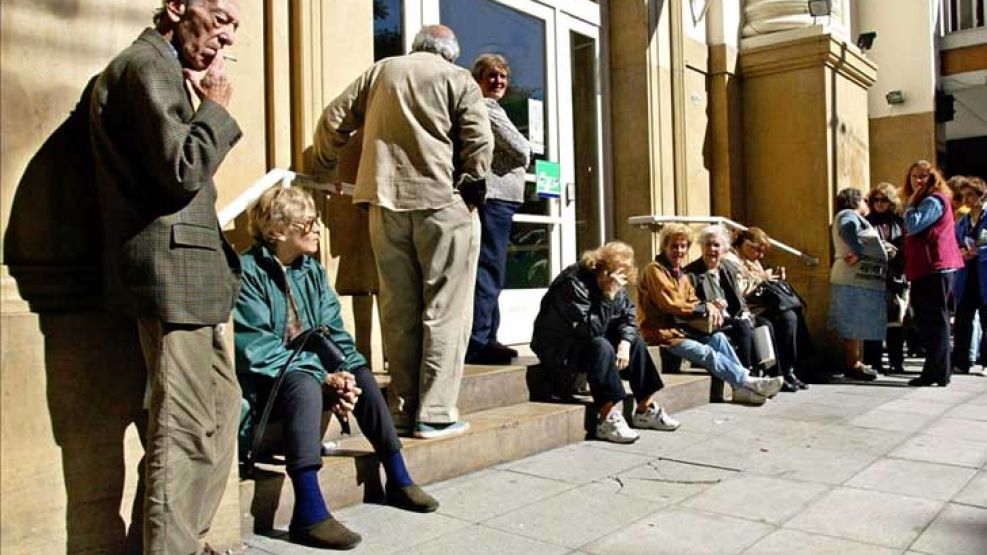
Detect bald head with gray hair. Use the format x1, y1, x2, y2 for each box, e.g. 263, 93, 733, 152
411, 24, 461, 62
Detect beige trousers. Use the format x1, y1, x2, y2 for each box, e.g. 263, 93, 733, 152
369, 200, 481, 426
137, 319, 240, 555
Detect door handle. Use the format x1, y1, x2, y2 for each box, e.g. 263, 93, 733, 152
565, 182, 575, 206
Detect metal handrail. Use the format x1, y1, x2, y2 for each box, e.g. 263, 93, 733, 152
217, 169, 354, 228
627, 214, 820, 266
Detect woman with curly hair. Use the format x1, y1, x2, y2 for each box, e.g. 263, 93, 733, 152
902, 160, 964, 387
862, 183, 909, 374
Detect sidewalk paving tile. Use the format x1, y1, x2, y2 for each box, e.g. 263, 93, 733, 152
848, 408, 937, 433
845, 458, 977, 501
800, 425, 910, 455
784, 487, 943, 548
742, 529, 900, 555
671, 436, 780, 472
682, 474, 830, 525
969, 392, 987, 405
403, 524, 570, 555
426, 468, 573, 523
888, 433, 987, 468
760, 400, 873, 423
748, 445, 878, 485
878, 398, 956, 416
922, 417, 987, 442
581, 507, 773, 555
482, 482, 662, 548
953, 471, 987, 508
497, 442, 652, 485
902, 388, 978, 405
584, 428, 713, 458
601, 458, 737, 505
324, 503, 470, 555
946, 402, 987, 421
910, 503, 987, 555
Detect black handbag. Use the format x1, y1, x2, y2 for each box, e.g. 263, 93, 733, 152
749, 280, 803, 315
243, 326, 349, 477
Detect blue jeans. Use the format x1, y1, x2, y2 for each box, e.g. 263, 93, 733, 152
469, 199, 521, 351
665, 332, 750, 389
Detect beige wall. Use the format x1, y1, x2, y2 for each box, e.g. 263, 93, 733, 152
870, 111, 937, 187
0, 1, 374, 552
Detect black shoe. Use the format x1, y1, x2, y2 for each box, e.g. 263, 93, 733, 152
844, 365, 878, 381
386, 484, 440, 513
490, 341, 519, 358
908, 377, 934, 387
290, 517, 362, 550
465, 344, 512, 365
781, 373, 800, 392
790, 374, 809, 389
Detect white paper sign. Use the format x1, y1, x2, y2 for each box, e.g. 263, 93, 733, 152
527, 98, 545, 155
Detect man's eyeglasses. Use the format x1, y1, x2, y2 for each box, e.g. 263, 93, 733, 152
290, 217, 320, 234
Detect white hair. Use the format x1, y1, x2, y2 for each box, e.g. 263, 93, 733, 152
697, 224, 732, 247
411, 25, 461, 62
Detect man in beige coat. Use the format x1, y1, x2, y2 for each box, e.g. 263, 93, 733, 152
313, 25, 492, 438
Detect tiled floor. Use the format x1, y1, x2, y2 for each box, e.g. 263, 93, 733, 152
246, 362, 987, 555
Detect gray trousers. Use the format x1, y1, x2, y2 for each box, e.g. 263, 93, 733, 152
137, 319, 240, 555
369, 201, 480, 426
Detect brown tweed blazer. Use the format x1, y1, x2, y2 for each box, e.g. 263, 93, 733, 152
90, 28, 242, 324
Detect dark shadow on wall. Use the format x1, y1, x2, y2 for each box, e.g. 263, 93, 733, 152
3, 77, 148, 554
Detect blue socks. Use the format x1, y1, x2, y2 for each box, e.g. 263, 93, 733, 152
382, 450, 413, 489
289, 467, 330, 530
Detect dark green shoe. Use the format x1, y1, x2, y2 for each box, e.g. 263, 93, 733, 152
386, 484, 440, 513
289, 516, 362, 550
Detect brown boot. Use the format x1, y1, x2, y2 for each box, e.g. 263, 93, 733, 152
289, 517, 362, 550
386, 484, 440, 513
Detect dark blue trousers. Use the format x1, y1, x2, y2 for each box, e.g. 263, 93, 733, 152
469, 199, 521, 352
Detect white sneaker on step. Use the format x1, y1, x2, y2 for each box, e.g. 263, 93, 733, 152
596, 410, 640, 443
632, 403, 681, 431
732, 387, 767, 405
745, 376, 784, 398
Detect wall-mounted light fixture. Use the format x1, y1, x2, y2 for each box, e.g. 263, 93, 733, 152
808, 0, 832, 17
886, 90, 906, 105
857, 31, 877, 51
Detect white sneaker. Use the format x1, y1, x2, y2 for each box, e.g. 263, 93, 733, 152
732, 387, 767, 405
596, 410, 640, 443
632, 403, 681, 431
745, 376, 784, 398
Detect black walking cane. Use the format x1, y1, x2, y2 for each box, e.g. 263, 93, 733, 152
243, 326, 351, 478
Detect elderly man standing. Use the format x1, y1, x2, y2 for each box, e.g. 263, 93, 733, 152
89, 1, 243, 553
314, 25, 493, 439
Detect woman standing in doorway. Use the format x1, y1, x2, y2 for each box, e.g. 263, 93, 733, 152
902, 160, 964, 387
466, 53, 532, 364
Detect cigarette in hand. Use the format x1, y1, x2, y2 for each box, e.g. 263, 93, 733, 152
223, 54, 238, 62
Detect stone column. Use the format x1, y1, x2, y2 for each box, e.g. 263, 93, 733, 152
739, 26, 876, 358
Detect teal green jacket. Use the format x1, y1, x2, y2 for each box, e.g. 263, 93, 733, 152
234, 243, 367, 455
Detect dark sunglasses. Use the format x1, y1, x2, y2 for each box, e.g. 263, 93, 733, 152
868, 196, 890, 204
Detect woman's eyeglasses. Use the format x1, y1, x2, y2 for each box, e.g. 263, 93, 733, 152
868, 196, 890, 205
291, 217, 320, 234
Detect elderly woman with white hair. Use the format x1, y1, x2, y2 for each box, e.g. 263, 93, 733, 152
685, 225, 799, 392
638, 224, 785, 405
531, 241, 680, 444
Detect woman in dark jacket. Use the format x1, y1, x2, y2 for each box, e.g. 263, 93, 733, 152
951, 176, 987, 375
862, 182, 908, 374
531, 241, 680, 444
234, 187, 437, 550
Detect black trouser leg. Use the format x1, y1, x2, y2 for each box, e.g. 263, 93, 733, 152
953, 296, 977, 370
574, 337, 627, 408
771, 309, 799, 374
912, 273, 954, 384
350, 366, 403, 456
277, 372, 324, 473
724, 318, 754, 369
863, 339, 884, 369
886, 326, 905, 369
620, 336, 664, 402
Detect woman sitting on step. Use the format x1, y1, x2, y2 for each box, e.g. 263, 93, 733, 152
531, 241, 681, 444
234, 186, 438, 550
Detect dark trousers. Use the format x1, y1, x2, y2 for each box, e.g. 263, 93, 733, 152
911, 272, 955, 384
276, 367, 402, 473
863, 327, 905, 370
766, 308, 808, 375
572, 335, 664, 407
723, 317, 754, 369
951, 270, 986, 370
470, 199, 521, 352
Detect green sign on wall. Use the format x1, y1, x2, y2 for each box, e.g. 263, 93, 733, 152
535, 160, 561, 199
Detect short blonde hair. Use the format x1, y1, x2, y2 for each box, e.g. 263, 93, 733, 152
659, 223, 693, 252
868, 182, 902, 214
471, 53, 511, 82
580, 241, 638, 284
248, 186, 316, 245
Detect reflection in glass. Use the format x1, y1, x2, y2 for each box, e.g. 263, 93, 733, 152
374, 0, 403, 61
505, 223, 552, 289
440, 0, 549, 216
570, 31, 602, 254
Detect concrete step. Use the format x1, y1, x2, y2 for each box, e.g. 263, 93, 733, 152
241, 401, 584, 533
